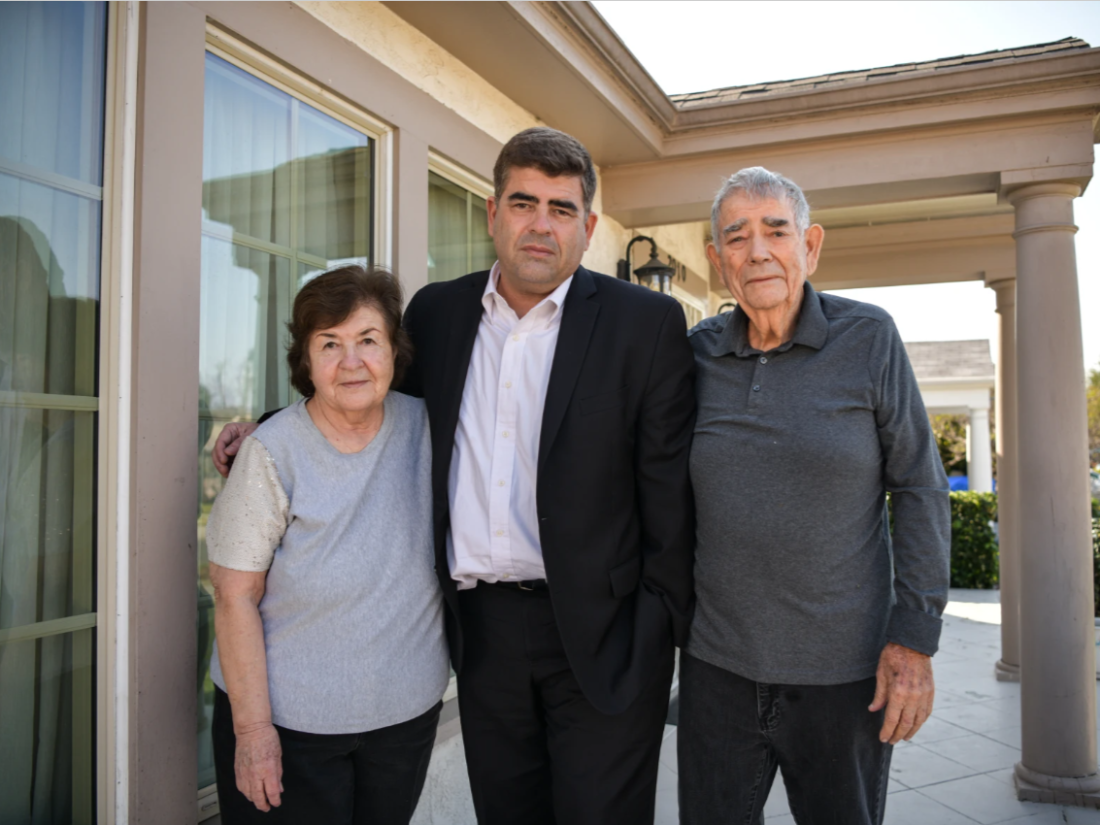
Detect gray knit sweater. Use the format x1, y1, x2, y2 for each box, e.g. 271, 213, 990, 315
208, 393, 449, 734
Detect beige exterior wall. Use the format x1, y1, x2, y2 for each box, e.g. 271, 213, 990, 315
296, 1, 541, 145
293, 1, 667, 288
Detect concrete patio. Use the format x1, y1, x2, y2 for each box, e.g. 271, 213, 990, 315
655, 588, 1100, 824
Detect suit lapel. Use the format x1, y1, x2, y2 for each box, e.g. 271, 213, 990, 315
539, 268, 599, 474
435, 272, 488, 485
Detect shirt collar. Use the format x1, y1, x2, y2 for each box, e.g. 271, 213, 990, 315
482, 261, 573, 326
717, 281, 829, 357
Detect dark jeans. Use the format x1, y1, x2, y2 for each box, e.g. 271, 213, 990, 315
213, 687, 440, 825
677, 652, 892, 825
456, 583, 674, 825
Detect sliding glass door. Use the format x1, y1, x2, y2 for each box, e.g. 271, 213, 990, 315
0, 3, 106, 824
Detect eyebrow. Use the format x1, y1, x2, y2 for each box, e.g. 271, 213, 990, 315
507, 191, 580, 214
316, 327, 381, 339
722, 216, 790, 235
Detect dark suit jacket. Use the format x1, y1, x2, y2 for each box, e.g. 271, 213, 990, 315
401, 266, 696, 715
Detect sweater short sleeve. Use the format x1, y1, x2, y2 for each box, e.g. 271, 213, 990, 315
206, 436, 289, 572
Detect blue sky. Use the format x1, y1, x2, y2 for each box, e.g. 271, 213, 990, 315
593, 1, 1100, 374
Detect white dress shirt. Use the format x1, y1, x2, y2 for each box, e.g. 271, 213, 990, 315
447, 263, 573, 589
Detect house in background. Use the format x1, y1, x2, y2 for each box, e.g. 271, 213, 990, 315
2, 2, 1099, 823
907, 339, 997, 492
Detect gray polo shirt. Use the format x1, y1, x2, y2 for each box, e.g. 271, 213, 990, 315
687, 283, 950, 686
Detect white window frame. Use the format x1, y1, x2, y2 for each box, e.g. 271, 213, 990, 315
428, 151, 493, 201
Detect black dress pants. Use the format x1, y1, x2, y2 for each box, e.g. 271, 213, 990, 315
456, 583, 674, 825
213, 687, 440, 825
677, 652, 892, 825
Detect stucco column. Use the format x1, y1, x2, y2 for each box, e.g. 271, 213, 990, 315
1008, 183, 1099, 805
991, 279, 1021, 682
968, 407, 993, 492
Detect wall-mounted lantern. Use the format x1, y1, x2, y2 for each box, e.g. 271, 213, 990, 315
616, 235, 678, 295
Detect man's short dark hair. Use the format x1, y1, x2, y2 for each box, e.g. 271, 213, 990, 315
493, 127, 597, 214
286, 265, 413, 397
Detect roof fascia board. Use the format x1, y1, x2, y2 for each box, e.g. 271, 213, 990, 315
522, 5, 1100, 158
504, 1, 667, 154
669, 49, 1100, 133
545, 2, 678, 124
521, 5, 1100, 154
663, 86, 1100, 159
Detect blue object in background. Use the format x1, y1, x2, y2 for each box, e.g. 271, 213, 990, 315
949, 476, 969, 492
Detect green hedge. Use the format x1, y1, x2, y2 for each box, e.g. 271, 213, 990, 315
1093, 498, 1099, 618
892, 495, 1100, 612
949, 492, 999, 589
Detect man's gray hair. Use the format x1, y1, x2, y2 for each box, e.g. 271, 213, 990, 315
710, 167, 811, 242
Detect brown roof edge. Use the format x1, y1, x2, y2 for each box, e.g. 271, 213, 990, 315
669, 37, 1091, 106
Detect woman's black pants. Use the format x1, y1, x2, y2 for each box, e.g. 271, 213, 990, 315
213, 687, 441, 825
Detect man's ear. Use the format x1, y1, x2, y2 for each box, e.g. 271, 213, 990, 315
583, 210, 598, 249
705, 242, 721, 273
485, 197, 498, 238
804, 224, 825, 276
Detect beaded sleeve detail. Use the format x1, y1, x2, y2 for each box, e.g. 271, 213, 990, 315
206, 436, 289, 572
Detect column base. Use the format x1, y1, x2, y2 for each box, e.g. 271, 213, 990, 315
995, 659, 1021, 682
1014, 762, 1100, 808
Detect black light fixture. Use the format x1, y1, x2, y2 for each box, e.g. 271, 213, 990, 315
616, 235, 678, 294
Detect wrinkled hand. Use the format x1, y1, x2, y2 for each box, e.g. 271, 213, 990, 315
213, 422, 259, 478
869, 642, 934, 744
234, 722, 283, 811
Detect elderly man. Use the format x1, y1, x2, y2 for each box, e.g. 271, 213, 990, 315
678, 167, 950, 825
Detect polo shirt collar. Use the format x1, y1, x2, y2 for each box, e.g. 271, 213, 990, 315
717, 281, 829, 357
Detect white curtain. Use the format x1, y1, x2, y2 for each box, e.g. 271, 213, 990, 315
428, 172, 495, 283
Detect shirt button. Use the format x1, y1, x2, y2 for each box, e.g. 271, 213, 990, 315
512, 334, 519, 342
495, 529, 504, 537
502, 431, 509, 438
498, 480, 505, 487
753, 385, 761, 392
502, 573, 510, 579
504, 381, 512, 389
759, 356, 768, 364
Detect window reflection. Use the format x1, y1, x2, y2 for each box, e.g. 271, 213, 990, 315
0, 3, 105, 822
197, 51, 375, 794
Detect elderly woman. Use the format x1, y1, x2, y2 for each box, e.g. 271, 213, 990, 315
207, 266, 448, 824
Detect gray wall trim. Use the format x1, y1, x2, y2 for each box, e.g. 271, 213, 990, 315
130, 3, 206, 821
394, 130, 431, 295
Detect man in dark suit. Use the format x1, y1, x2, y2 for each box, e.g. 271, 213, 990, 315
402, 127, 694, 824
216, 127, 695, 824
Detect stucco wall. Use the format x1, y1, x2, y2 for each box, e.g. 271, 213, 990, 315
293, 1, 636, 281
295, 1, 540, 144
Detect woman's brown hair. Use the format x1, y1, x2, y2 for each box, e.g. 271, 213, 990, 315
286, 265, 414, 398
